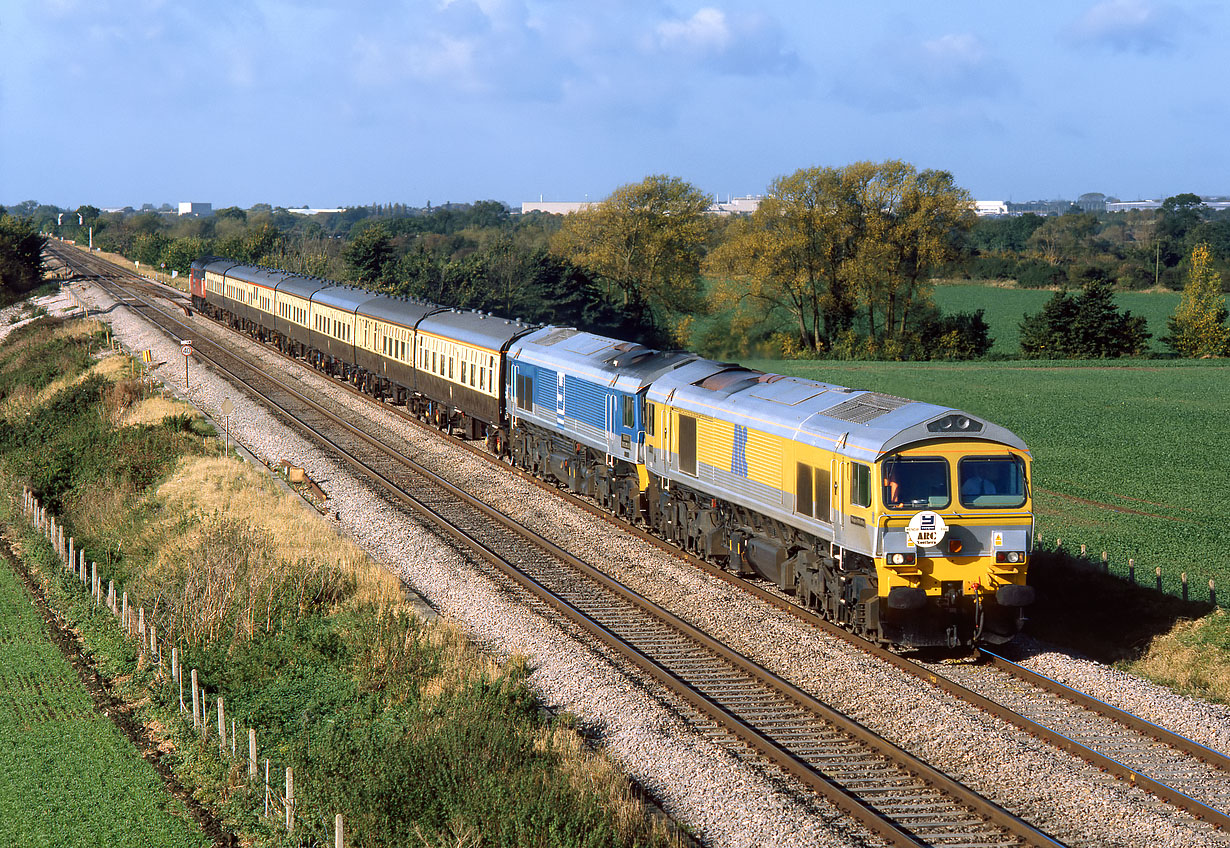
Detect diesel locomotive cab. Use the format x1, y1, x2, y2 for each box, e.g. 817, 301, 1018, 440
876, 447, 1035, 647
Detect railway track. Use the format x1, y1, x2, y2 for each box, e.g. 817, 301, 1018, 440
48, 242, 1063, 847
50, 240, 1230, 841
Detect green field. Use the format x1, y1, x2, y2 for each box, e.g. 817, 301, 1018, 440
0, 559, 206, 848
932, 283, 1181, 355
746, 357, 1230, 599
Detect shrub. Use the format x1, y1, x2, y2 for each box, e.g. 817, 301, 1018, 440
1019, 279, 1151, 358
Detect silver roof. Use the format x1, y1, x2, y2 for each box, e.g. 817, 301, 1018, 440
312, 284, 374, 312
417, 308, 537, 353
647, 357, 1029, 460
512, 327, 695, 393
355, 293, 443, 330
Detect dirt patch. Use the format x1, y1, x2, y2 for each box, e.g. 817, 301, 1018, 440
1038, 487, 1187, 522
2, 538, 233, 848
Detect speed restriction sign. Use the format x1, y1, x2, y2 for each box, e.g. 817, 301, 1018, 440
180, 339, 194, 357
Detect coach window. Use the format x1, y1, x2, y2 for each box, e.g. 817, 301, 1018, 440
479, 367, 486, 392
851, 463, 872, 508
449, 357, 454, 379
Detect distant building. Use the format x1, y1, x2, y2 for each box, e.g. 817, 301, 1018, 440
708, 195, 762, 216
522, 196, 764, 216
177, 201, 212, 217
520, 201, 596, 215
286, 207, 345, 215
973, 200, 1009, 216
1105, 200, 1163, 212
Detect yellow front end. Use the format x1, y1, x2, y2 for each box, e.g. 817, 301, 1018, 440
875, 444, 1034, 645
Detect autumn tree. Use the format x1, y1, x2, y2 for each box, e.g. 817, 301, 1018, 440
551, 175, 712, 342
1165, 243, 1230, 357
707, 161, 972, 356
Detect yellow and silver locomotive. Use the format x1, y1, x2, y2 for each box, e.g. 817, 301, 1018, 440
643, 360, 1033, 648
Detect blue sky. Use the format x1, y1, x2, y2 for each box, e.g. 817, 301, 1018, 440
2, 0, 1225, 209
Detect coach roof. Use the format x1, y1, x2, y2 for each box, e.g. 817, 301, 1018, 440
417, 308, 536, 352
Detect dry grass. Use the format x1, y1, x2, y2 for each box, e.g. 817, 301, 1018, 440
155, 455, 403, 610
534, 721, 673, 843
1132, 610, 1230, 703
116, 396, 199, 428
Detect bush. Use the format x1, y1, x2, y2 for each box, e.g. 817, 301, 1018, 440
1019, 279, 1151, 358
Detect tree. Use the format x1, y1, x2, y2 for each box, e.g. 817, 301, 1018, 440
551, 175, 712, 341
707, 161, 973, 355
0, 214, 47, 296
1019, 279, 1150, 358
342, 223, 397, 285
707, 165, 856, 353
1165, 243, 1230, 357
1026, 212, 1099, 266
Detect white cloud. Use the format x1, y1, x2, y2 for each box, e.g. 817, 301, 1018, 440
1069, 0, 1187, 54
655, 8, 733, 54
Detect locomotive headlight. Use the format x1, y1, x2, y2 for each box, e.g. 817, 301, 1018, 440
887, 553, 916, 566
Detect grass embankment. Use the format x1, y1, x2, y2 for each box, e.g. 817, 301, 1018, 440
0, 314, 672, 847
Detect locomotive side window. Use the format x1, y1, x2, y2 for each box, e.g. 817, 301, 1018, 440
677, 414, 697, 476
851, 463, 871, 508
881, 457, 950, 510
622, 395, 635, 429
515, 373, 533, 411
644, 401, 655, 435
958, 456, 1027, 508
815, 466, 831, 522
796, 463, 813, 518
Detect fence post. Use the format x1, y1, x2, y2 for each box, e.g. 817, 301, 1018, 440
138, 607, 145, 640
1212, 579, 1217, 606
1156, 567, 1163, 592
231, 719, 236, 758
1128, 558, 1135, 584
265, 759, 270, 816
68, 537, 74, 572
286, 767, 294, 832
1182, 572, 1189, 602
249, 728, 257, 781
218, 697, 226, 752
336, 813, 344, 848
1101, 551, 1108, 573
191, 670, 199, 729
122, 592, 129, 630
91, 562, 98, 605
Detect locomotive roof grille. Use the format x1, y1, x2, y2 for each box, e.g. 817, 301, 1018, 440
822, 392, 912, 424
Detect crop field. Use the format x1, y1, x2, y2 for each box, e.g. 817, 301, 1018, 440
748, 357, 1230, 599
932, 283, 1181, 355
0, 559, 206, 848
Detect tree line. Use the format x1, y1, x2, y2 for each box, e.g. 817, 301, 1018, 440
9, 168, 1229, 360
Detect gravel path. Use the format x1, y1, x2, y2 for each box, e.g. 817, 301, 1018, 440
65, 280, 1230, 848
